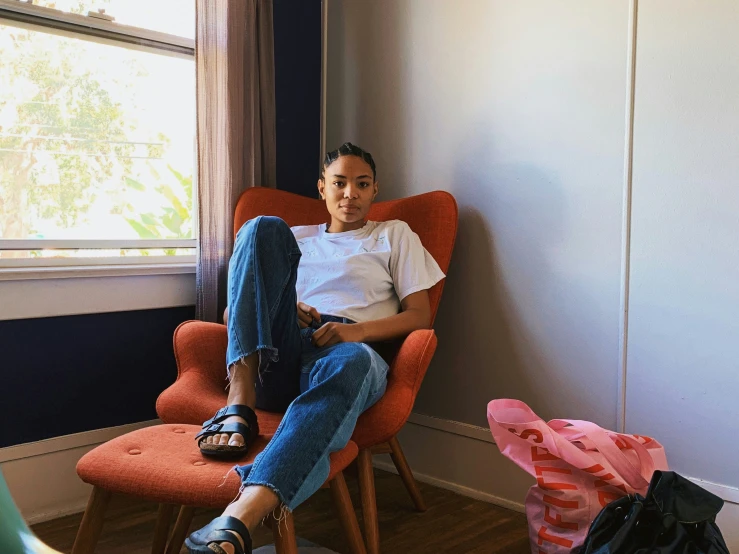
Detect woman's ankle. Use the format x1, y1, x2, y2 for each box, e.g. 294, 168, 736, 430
227, 356, 259, 409
225, 485, 281, 534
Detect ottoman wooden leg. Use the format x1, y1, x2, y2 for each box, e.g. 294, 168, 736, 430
272, 509, 298, 554
71, 486, 112, 554
152, 503, 174, 554
165, 505, 195, 554
330, 471, 368, 554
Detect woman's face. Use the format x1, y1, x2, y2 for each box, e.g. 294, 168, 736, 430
317, 155, 378, 231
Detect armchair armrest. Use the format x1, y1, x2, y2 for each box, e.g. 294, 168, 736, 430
352, 329, 437, 448
156, 321, 229, 424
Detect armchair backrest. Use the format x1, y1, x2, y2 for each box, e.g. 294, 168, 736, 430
234, 187, 458, 324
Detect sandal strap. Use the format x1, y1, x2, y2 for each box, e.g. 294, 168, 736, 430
195, 422, 253, 442
202, 404, 258, 429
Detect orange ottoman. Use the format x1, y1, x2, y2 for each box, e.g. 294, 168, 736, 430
71, 424, 365, 554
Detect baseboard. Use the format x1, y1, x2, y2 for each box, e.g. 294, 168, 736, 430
686, 477, 739, 505
373, 458, 524, 513
1, 420, 160, 524
406, 412, 494, 444
23, 499, 91, 527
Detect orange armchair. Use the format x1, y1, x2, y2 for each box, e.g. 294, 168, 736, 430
157, 187, 457, 553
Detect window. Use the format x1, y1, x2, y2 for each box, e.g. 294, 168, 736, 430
0, 0, 196, 271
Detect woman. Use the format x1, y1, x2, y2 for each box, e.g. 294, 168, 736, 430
187, 143, 445, 554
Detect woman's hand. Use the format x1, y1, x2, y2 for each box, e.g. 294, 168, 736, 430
311, 321, 365, 347
297, 302, 321, 329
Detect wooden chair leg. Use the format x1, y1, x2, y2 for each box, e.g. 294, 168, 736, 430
164, 505, 195, 554
151, 503, 174, 554
388, 435, 427, 512
271, 509, 298, 554
357, 449, 380, 554
330, 471, 368, 554
71, 486, 112, 554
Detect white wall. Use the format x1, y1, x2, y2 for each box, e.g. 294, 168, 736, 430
328, 0, 628, 429
626, 1, 739, 489
327, 0, 738, 547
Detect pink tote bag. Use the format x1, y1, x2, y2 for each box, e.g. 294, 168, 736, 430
487, 399, 668, 554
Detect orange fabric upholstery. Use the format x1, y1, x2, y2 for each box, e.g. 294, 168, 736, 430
352, 329, 437, 446
156, 322, 227, 425
76, 425, 357, 509
157, 188, 457, 450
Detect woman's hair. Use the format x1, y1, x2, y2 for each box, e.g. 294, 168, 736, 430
321, 142, 377, 180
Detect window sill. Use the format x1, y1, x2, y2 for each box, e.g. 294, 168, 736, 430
0, 264, 196, 321
0, 261, 195, 282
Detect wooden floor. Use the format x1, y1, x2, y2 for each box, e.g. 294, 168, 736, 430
32, 469, 530, 554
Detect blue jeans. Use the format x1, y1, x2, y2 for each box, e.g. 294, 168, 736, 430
226, 216, 389, 510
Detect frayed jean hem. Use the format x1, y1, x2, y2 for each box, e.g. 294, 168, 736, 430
238, 479, 292, 512
226, 345, 279, 380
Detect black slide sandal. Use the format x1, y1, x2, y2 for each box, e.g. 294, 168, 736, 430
196, 405, 259, 460
185, 515, 252, 554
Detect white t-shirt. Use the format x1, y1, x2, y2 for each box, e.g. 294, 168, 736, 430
291, 220, 445, 323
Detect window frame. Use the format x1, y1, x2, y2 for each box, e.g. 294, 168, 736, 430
0, 0, 194, 55
0, 0, 197, 278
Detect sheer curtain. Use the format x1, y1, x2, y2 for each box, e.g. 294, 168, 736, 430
195, 0, 277, 322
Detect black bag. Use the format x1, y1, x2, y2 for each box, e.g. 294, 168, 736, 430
576, 470, 730, 554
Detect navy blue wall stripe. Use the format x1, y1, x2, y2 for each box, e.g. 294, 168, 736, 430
0, 307, 194, 448
274, 0, 322, 198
